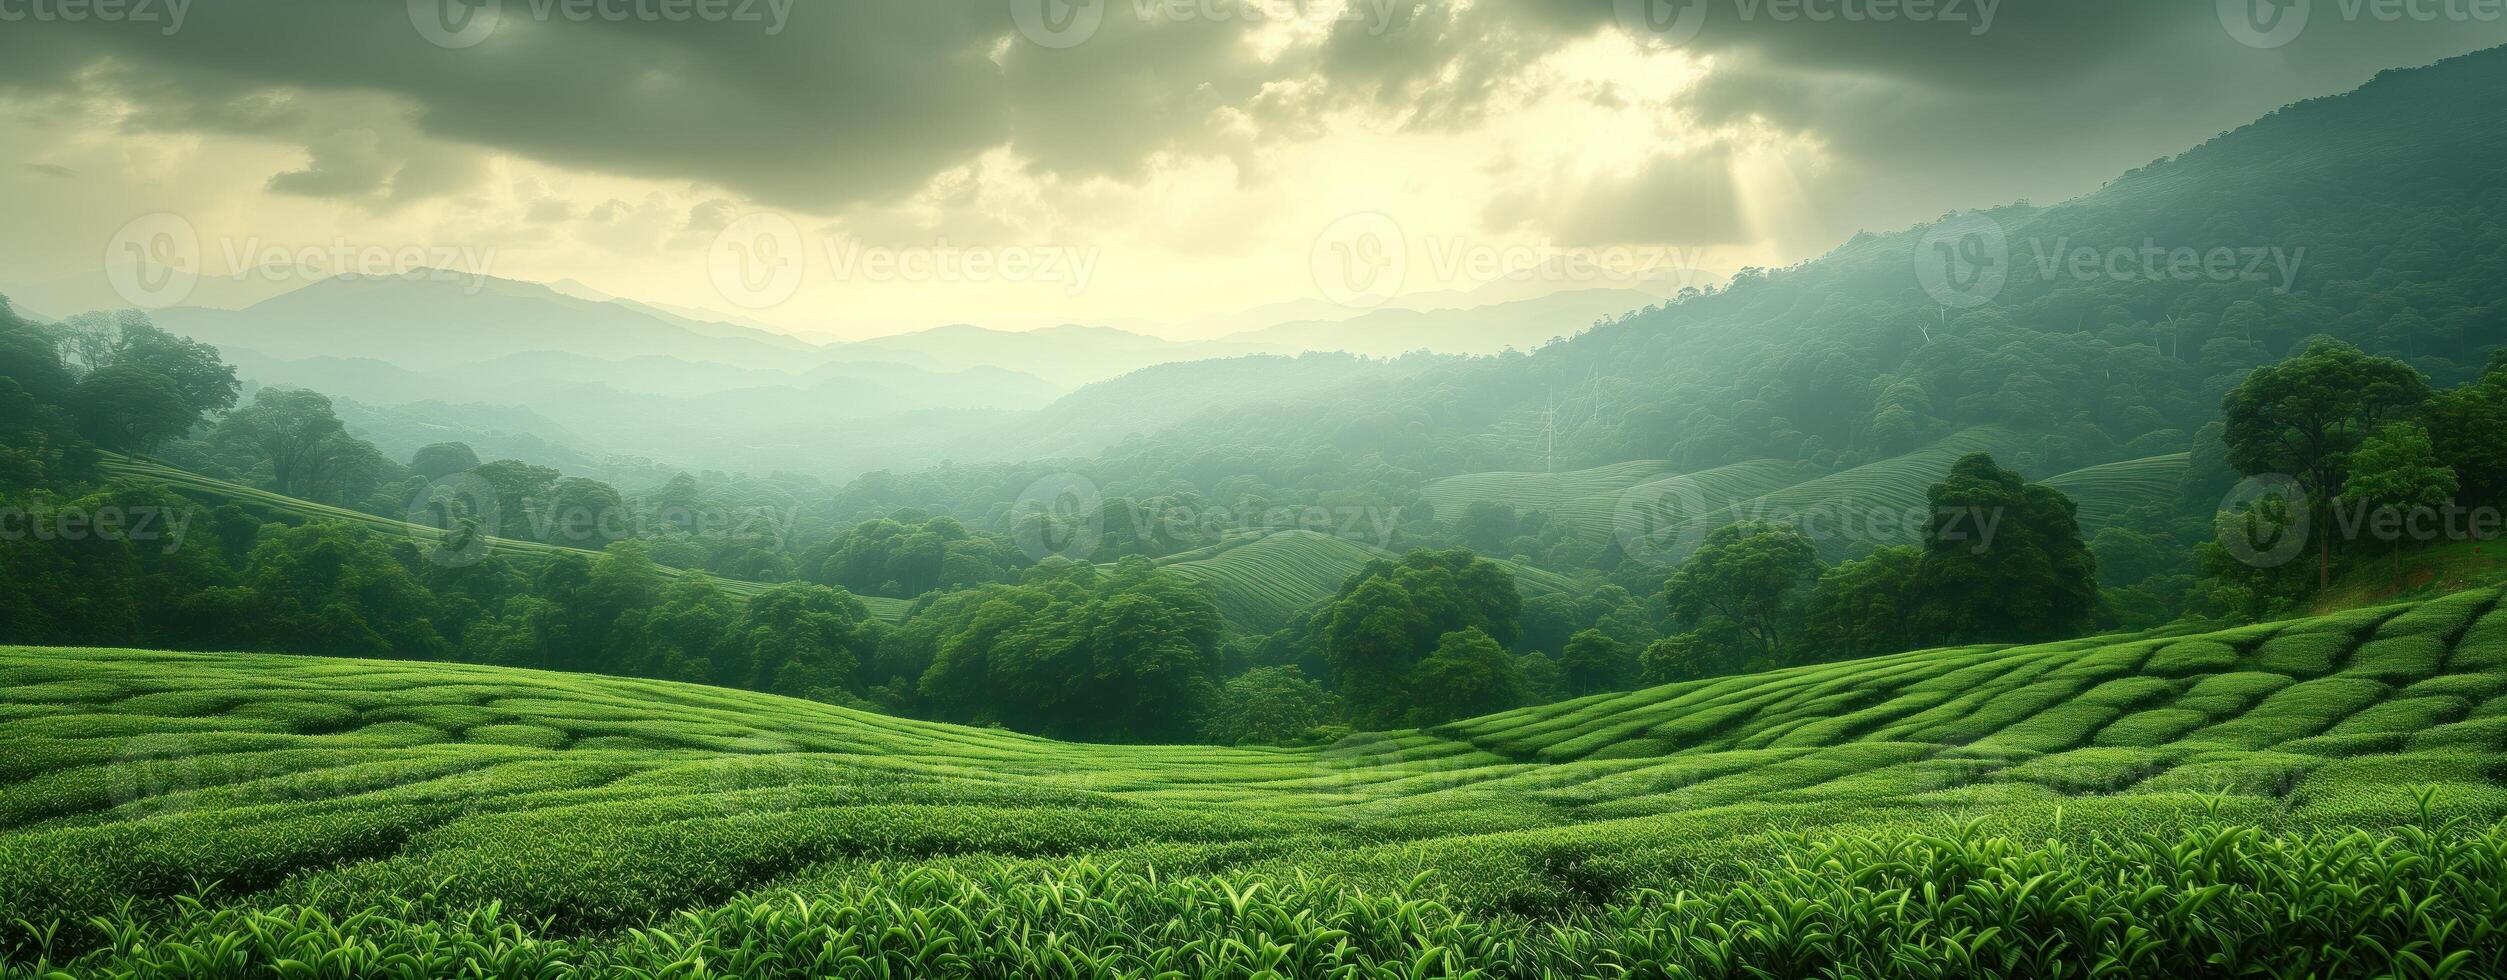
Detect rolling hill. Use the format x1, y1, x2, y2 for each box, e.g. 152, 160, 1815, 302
2044, 452, 2194, 532
1157, 529, 1582, 632
1419, 458, 1817, 544
96, 456, 910, 624
4, 587, 2504, 974
1657, 428, 2044, 561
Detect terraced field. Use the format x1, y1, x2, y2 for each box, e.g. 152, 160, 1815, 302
96, 456, 912, 623
1662, 427, 2043, 560
1158, 530, 1581, 631
2043, 452, 2192, 532
1420, 458, 1816, 544
6, 588, 2507, 975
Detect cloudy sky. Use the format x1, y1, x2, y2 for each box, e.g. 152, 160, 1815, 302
0, 0, 2498, 338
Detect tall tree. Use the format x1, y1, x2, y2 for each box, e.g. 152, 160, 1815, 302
1804, 545, 1924, 659
212, 387, 351, 499
1660, 520, 1819, 663
68, 366, 193, 452
1912, 453, 2098, 644
1318, 548, 1521, 728
2221, 338, 2430, 586
1407, 628, 1527, 726
410, 442, 481, 480
2420, 357, 2507, 506
2344, 421, 2457, 584
1557, 629, 1634, 697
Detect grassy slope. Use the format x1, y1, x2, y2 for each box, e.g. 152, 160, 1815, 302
1423, 439, 2190, 566
1419, 458, 1817, 543
1662, 428, 2039, 560
1157, 530, 1581, 632
2043, 452, 2191, 532
97, 456, 912, 623
6, 588, 2506, 969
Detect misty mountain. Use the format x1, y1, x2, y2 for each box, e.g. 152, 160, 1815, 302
832, 323, 1292, 388
150, 273, 822, 372
1103, 46, 2507, 481
1220, 287, 1674, 357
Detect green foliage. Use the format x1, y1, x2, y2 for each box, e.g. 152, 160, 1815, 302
2222, 338, 2431, 584
4, 588, 2507, 975
1558, 629, 1634, 697
1662, 520, 1820, 660
1199, 665, 1338, 745
15, 827, 2507, 980
1804, 544, 1924, 659
916, 558, 1224, 741
1914, 452, 2099, 644
1319, 549, 1523, 728
2146, 640, 2240, 676
1408, 628, 1529, 726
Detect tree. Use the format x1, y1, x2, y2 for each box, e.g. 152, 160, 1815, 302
1456, 501, 1518, 553
1804, 545, 1924, 659
2344, 421, 2457, 584
544, 477, 628, 547
68, 365, 193, 451
1639, 628, 1731, 685
914, 559, 1221, 742
2221, 339, 2430, 587
1912, 453, 2099, 644
1558, 629, 1633, 697
56, 312, 237, 420
471, 459, 562, 540
212, 387, 351, 499
411, 442, 481, 480
2421, 366, 2507, 506
1406, 628, 1526, 726
237, 522, 445, 659
1660, 520, 1819, 662
732, 583, 880, 700
611, 577, 737, 684
1200, 666, 1338, 745
1318, 548, 1521, 728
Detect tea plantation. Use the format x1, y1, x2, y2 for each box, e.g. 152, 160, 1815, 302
6, 588, 2507, 977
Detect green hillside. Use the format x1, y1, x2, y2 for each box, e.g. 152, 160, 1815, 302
1158, 530, 1580, 631
96, 456, 911, 624
7, 589, 2507, 975
1420, 458, 1816, 543
2043, 452, 2193, 532
1665, 428, 2041, 560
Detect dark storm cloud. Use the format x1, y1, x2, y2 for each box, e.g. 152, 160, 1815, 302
0, 0, 2498, 228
